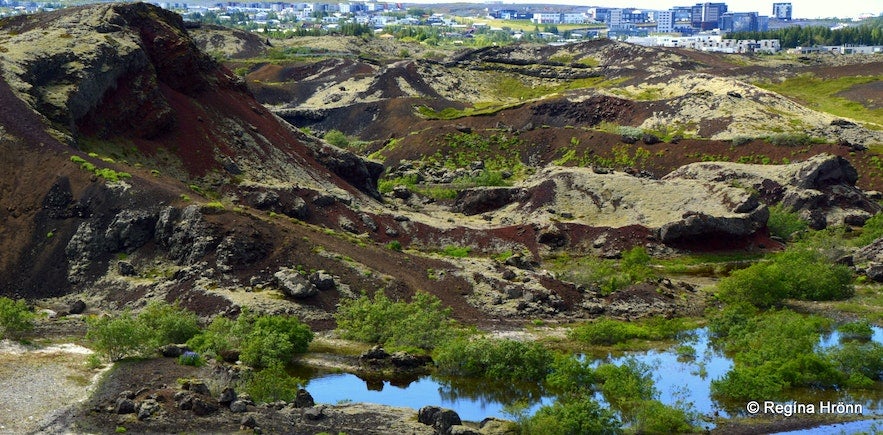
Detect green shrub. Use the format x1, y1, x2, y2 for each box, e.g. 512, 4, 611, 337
569, 317, 691, 346
187, 309, 312, 368
0, 297, 34, 340
323, 129, 350, 148
837, 320, 874, 341
335, 291, 456, 350
766, 204, 807, 240
826, 342, 883, 386
854, 212, 883, 246
634, 400, 695, 433
242, 364, 303, 403
385, 240, 402, 251
433, 337, 553, 382
594, 358, 657, 415
522, 399, 622, 435
710, 309, 849, 401
138, 301, 200, 349
240, 315, 313, 369
718, 247, 853, 307
86, 312, 147, 361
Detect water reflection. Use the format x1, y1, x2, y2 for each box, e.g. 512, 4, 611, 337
290, 325, 883, 424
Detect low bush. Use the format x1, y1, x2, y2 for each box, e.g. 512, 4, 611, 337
0, 297, 34, 340
766, 204, 807, 240
335, 291, 457, 350
242, 364, 303, 403
138, 301, 200, 349
522, 398, 622, 435
569, 317, 693, 346
86, 311, 147, 361
555, 247, 656, 296
837, 320, 874, 341
433, 337, 553, 382
323, 129, 350, 148
710, 309, 853, 401
634, 400, 695, 434
188, 310, 313, 368
717, 246, 853, 307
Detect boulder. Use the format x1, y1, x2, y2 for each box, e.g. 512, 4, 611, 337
293, 389, 314, 408
191, 397, 219, 416
117, 261, 136, 276
230, 400, 248, 413
418, 406, 462, 434
454, 187, 525, 216
274, 269, 318, 299
116, 398, 137, 414
866, 264, 883, 283
218, 387, 237, 405
68, 299, 86, 315
309, 270, 336, 291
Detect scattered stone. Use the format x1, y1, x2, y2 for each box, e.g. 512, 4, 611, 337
418, 406, 462, 434
230, 400, 248, 413
293, 389, 315, 408
117, 261, 136, 276
116, 398, 137, 414
501, 269, 517, 281
866, 264, 883, 283
338, 216, 358, 233
138, 399, 160, 420
309, 270, 336, 291
191, 398, 219, 416
240, 414, 257, 429
303, 405, 326, 420
218, 387, 237, 405
159, 344, 188, 358
450, 425, 482, 435
68, 299, 86, 315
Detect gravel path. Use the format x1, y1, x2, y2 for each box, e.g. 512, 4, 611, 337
0, 340, 104, 433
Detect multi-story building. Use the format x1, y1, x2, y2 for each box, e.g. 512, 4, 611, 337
772, 2, 792, 20
691, 2, 727, 30
720, 12, 758, 32
655, 10, 674, 32
531, 12, 561, 24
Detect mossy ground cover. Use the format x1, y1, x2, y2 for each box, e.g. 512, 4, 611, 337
756, 73, 883, 128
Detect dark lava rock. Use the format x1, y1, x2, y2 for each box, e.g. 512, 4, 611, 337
218, 387, 237, 405
293, 389, 315, 408
191, 397, 219, 416
159, 344, 188, 358
117, 261, 136, 276
454, 187, 524, 216
418, 406, 462, 434
68, 299, 86, 315
866, 264, 883, 283
116, 398, 137, 414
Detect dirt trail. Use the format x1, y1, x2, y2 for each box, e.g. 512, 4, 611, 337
0, 340, 105, 433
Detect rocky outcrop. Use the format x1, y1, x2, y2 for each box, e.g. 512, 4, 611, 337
155, 206, 218, 265
274, 268, 319, 299
451, 165, 769, 245
664, 154, 880, 230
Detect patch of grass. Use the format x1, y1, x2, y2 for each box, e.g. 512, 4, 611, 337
440, 245, 471, 258
756, 73, 883, 128
569, 317, 697, 346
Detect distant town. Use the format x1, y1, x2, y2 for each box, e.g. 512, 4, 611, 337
1, 1, 881, 54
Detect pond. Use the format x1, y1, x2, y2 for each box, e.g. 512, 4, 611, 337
292, 326, 883, 425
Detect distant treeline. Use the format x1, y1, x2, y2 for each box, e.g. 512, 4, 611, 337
727, 17, 883, 48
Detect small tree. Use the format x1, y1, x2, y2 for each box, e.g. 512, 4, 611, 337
0, 297, 34, 340
86, 312, 147, 361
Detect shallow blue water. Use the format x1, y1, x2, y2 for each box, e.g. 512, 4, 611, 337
297, 325, 883, 423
